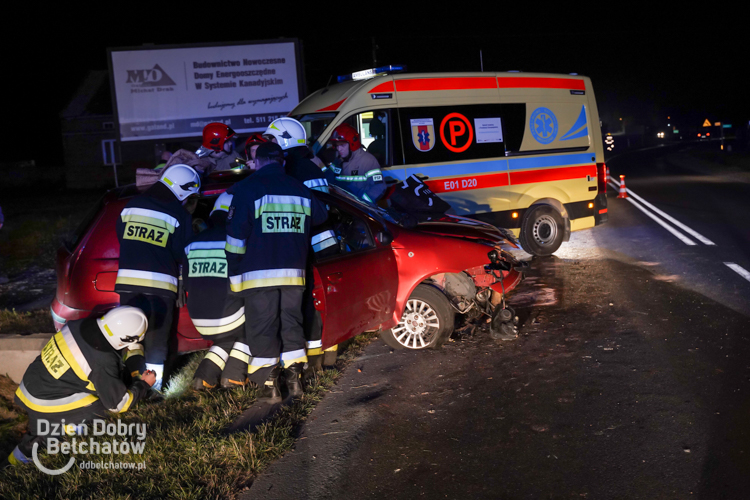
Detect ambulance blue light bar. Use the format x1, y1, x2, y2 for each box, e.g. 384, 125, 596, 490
337, 65, 407, 83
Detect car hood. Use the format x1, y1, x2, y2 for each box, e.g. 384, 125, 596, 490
414, 215, 519, 248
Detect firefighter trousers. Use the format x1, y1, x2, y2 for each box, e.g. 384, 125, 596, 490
244, 286, 307, 385
303, 257, 323, 357
193, 328, 249, 387
119, 292, 175, 376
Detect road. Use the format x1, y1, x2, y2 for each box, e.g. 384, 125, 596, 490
244, 144, 750, 499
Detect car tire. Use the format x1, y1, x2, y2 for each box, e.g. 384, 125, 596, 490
519, 205, 564, 256
381, 284, 455, 350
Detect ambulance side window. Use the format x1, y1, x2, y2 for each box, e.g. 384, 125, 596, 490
397, 104, 526, 164
335, 109, 400, 168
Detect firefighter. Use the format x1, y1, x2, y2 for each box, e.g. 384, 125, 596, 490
6, 306, 156, 467
244, 132, 267, 170
115, 164, 200, 390
263, 117, 333, 366
263, 117, 329, 193
184, 192, 250, 390
196, 122, 244, 172
225, 142, 327, 402
325, 123, 386, 203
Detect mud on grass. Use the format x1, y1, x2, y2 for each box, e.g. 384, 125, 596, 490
0, 334, 378, 499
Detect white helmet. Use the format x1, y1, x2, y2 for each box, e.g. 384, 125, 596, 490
264, 117, 307, 150
210, 191, 233, 216
97, 306, 148, 350
160, 164, 201, 201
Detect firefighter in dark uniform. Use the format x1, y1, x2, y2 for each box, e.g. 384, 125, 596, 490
115, 164, 200, 389
185, 192, 250, 390
6, 306, 156, 467
263, 117, 332, 367
225, 142, 327, 402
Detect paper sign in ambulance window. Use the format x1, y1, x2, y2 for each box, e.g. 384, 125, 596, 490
474, 118, 503, 143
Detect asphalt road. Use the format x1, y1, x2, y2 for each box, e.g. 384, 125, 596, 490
244, 144, 750, 499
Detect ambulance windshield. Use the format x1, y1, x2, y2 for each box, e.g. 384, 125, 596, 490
292, 113, 337, 151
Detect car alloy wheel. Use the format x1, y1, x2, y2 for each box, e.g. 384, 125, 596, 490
392, 299, 441, 348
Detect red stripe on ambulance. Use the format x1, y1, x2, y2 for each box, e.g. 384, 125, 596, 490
496, 77, 585, 90
509, 165, 595, 185
395, 77, 498, 92
425, 165, 595, 194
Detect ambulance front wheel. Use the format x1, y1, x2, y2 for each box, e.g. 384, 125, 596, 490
519, 205, 564, 256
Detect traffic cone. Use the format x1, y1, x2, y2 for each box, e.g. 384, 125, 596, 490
606, 165, 611, 182
617, 175, 628, 199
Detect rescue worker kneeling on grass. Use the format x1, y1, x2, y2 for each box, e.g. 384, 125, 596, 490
225, 142, 327, 402
6, 306, 156, 467
185, 192, 250, 390
324, 123, 386, 203
115, 164, 199, 389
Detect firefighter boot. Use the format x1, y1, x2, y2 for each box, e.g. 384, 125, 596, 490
191, 378, 216, 391
285, 363, 305, 398
257, 366, 282, 403
220, 376, 247, 389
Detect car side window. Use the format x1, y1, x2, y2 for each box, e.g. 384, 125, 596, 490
314, 204, 376, 261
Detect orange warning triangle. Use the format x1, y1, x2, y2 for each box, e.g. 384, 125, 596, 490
702, 119, 712, 127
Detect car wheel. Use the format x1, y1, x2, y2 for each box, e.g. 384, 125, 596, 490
381, 284, 455, 350
519, 205, 564, 256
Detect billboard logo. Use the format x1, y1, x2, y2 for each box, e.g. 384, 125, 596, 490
126, 64, 176, 87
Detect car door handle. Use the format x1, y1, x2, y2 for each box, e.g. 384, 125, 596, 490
327, 272, 343, 283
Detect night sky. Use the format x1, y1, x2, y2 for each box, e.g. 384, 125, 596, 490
6, 8, 745, 166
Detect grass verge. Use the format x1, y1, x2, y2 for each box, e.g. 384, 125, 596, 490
0, 332, 378, 499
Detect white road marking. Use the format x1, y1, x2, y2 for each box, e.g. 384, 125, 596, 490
626, 197, 696, 245
724, 263, 750, 283
608, 178, 714, 246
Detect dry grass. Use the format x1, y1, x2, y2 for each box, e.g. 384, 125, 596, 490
0, 333, 379, 499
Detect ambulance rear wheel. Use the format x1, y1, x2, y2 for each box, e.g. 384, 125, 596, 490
520, 205, 564, 256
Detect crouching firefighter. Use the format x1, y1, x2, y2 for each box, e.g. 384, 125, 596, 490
184, 192, 250, 390
6, 306, 156, 467
225, 142, 328, 402
115, 164, 200, 390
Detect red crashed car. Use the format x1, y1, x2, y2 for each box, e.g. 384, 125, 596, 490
52, 169, 524, 359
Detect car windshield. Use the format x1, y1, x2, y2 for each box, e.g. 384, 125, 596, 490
292, 113, 337, 151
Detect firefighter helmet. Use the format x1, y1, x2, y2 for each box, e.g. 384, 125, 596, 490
96, 306, 148, 350
202, 122, 236, 153
329, 123, 361, 151
263, 117, 307, 150
210, 192, 233, 216
244, 133, 268, 158
160, 164, 201, 201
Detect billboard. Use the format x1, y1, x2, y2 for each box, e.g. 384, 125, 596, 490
108, 40, 303, 142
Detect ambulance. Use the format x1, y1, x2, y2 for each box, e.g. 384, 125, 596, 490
289, 66, 608, 256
